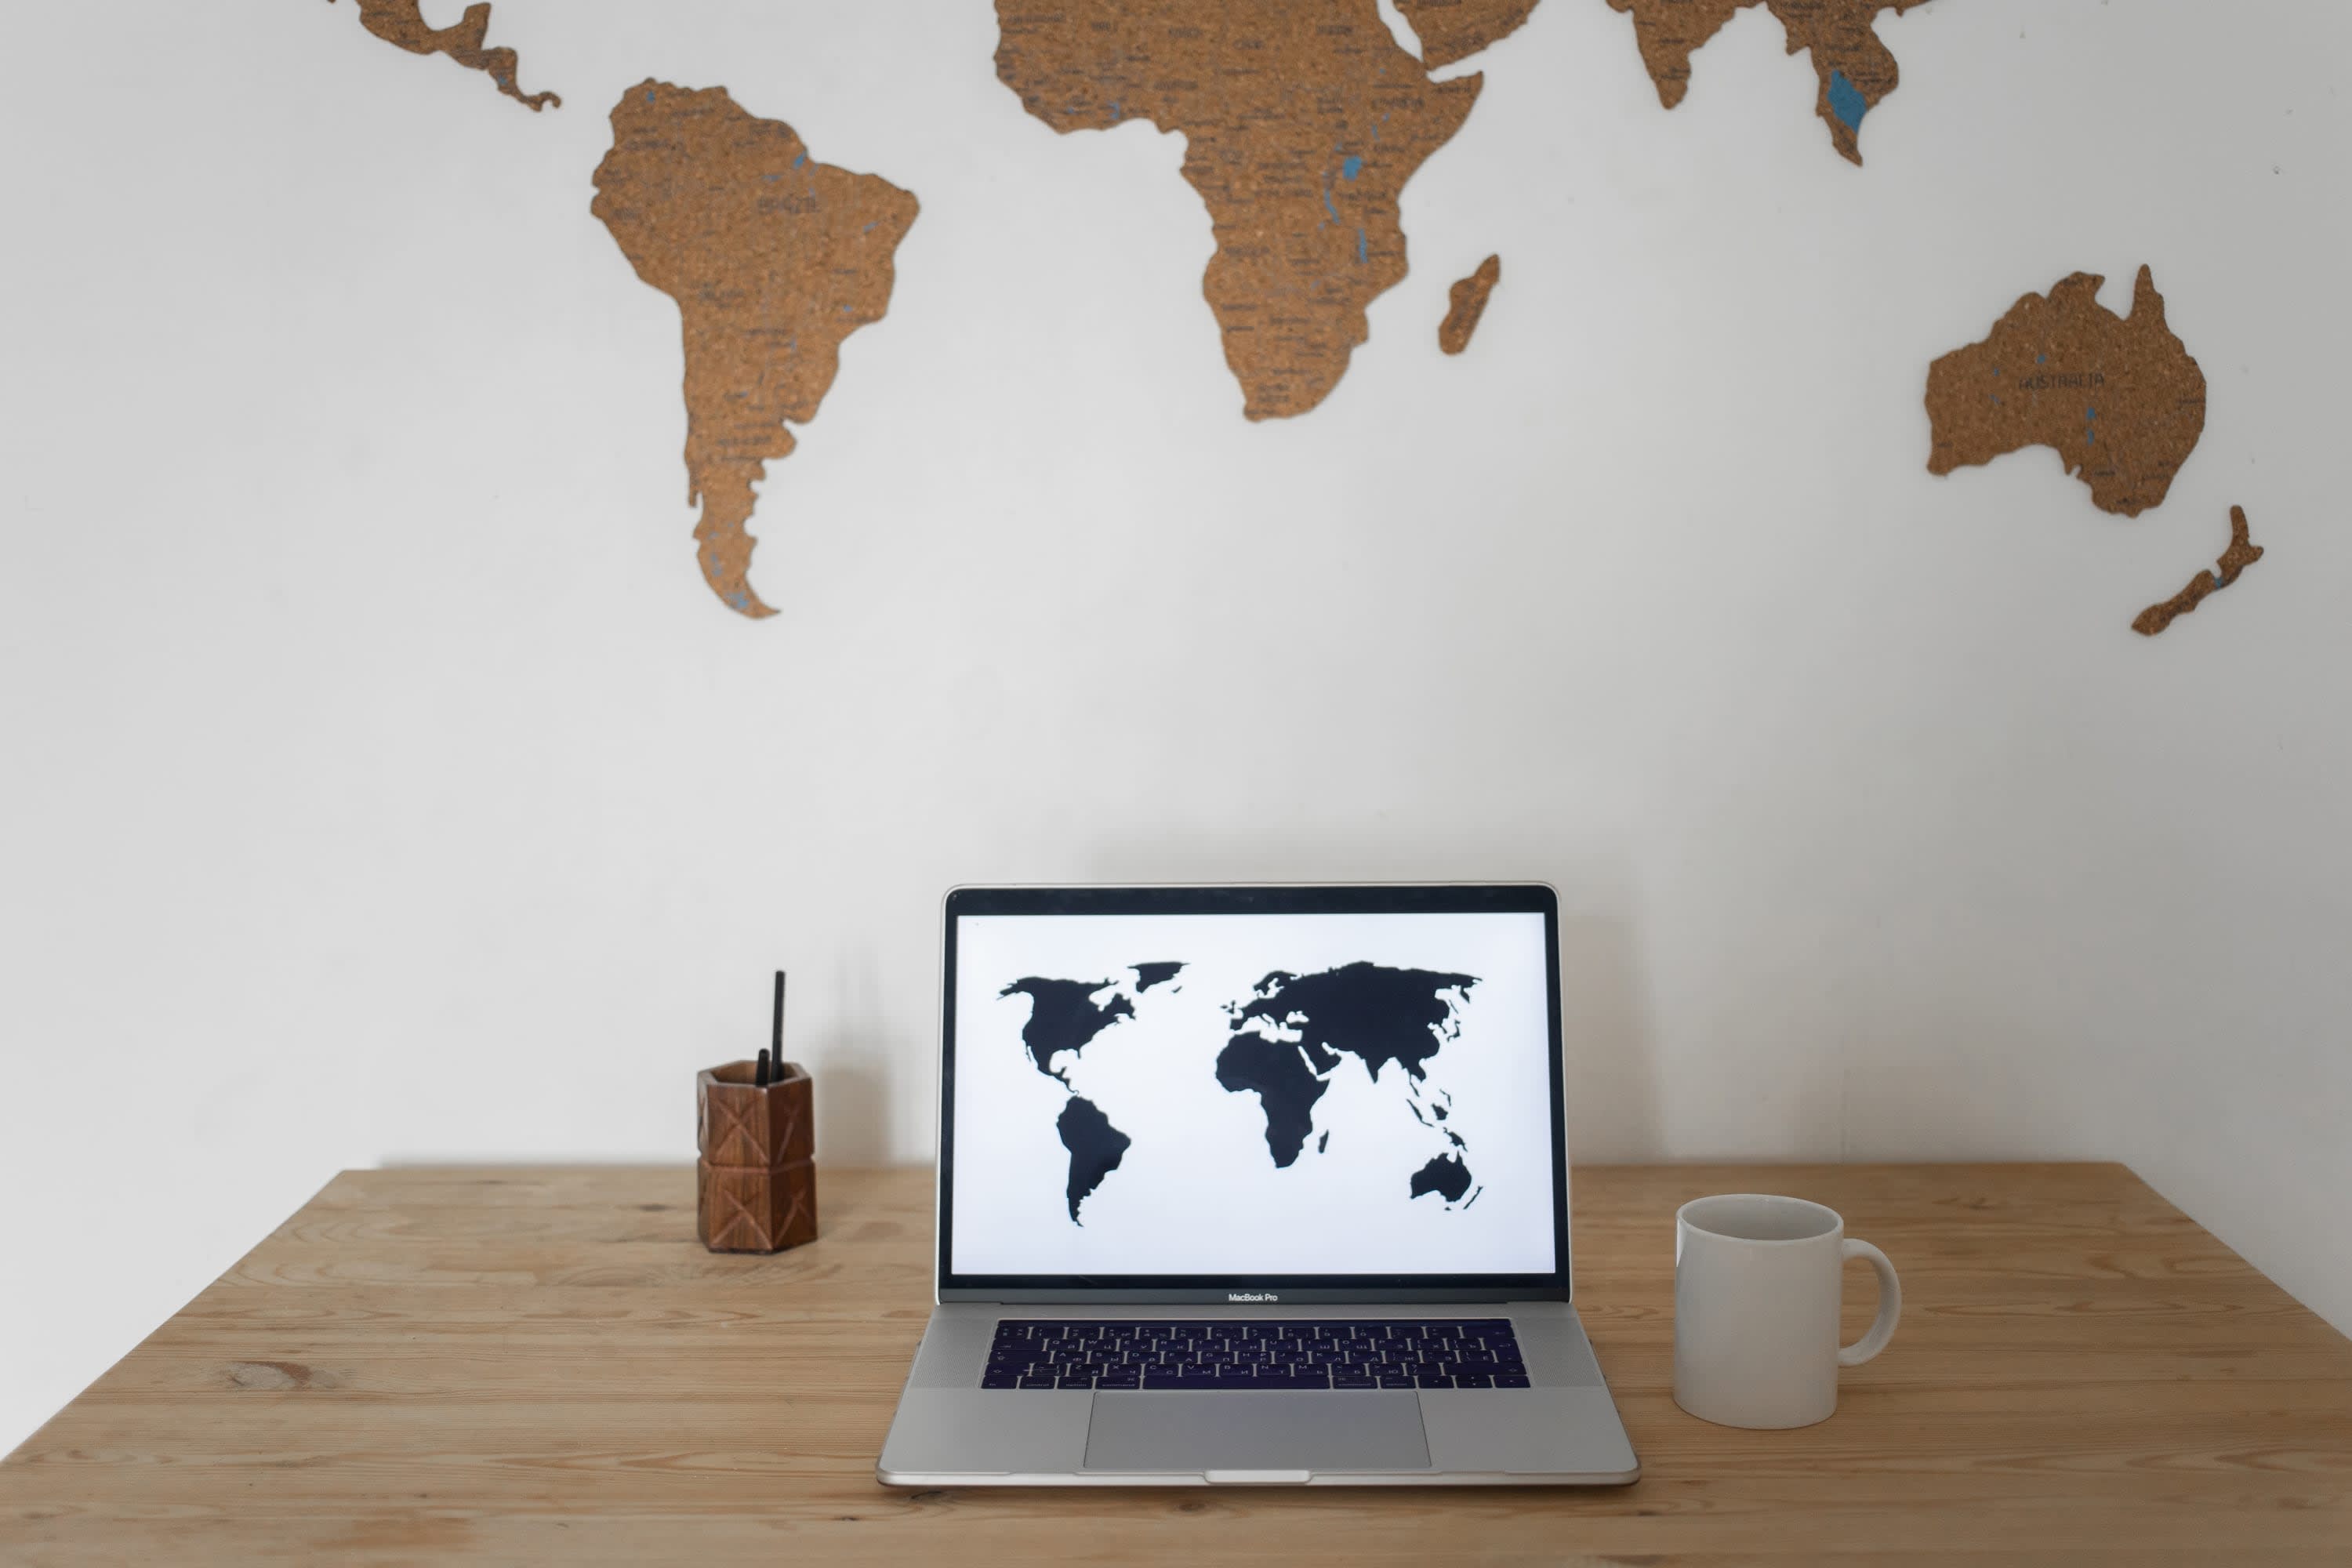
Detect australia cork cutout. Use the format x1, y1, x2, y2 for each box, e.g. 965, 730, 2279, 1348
328, 0, 557, 109
1926, 266, 2206, 516
1608, 0, 1931, 164
592, 83, 918, 619
1440, 256, 1501, 354
1397, 1, 1545, 68
2134, 506, 2261, 637
995, 0, 1483, 420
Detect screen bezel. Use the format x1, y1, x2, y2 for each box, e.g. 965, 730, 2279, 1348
935, 883, 1572, 1304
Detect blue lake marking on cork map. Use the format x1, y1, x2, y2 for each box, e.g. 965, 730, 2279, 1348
998, 961, 1483, 1224
1827, 69, 1868, 132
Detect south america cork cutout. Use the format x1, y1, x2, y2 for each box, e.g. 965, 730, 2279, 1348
328, 0, 557, 110
1397, 0, 1545, 68
1926, 267, 2206, 517
1440, 256, 1501, 354
996, 0, 1482, 420
1606, 0, 1931, 165
2134, 506, 2262, 637
592, 83, 919, 619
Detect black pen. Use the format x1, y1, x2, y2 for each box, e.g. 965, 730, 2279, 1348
769, 969, 787, 1083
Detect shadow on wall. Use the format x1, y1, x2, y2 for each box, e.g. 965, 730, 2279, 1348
1557, 913, 1664, 1163
810, 951, 898, 1166
812, 1052, 895, 1167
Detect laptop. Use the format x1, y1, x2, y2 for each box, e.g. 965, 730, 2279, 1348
877, 883, 1640, 1486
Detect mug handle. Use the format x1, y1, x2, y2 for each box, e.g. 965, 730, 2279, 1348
1838, 1239, 1901, 1367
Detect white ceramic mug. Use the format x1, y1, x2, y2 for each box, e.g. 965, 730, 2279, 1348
1673, 1193, 1900, 1429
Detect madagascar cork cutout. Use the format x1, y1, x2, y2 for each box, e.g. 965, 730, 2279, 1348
996, 0, 1482, 420
592, 83, 918, 619
328, 0, 557, 110
1926, 267, 2206, 517
1440, 256, 1501, 354
2133, 506, 2262, 637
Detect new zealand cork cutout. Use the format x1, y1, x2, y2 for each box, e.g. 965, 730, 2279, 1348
1607, 0, 1930, 165
592, 83, 918, 619
996, 1, 1483, 420
328, 0, 557, 110
1926, 267, 2206, 517
2134, 506, 2261, 637
1398, 0, 1544, 68
1440, 255, 1501, 354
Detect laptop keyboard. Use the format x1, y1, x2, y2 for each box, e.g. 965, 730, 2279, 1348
982, 1319, 1529, 1390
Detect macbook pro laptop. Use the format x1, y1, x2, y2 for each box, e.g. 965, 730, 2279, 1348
877, 883, 1639, 1486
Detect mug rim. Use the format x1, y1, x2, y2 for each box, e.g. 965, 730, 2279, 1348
1678, 1192, 1843, 1245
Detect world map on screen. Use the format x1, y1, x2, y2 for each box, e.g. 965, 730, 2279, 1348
999, 961, 1483, 1225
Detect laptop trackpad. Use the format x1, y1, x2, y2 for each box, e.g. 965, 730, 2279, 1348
1083, 1392, 1431, 1476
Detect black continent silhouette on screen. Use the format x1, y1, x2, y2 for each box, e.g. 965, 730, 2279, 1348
996, 961, 1483, 1225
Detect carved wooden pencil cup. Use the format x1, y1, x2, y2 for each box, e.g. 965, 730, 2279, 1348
696, 1061, 817, 1254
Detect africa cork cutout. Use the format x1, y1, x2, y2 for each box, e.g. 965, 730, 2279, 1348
592, 82, 919, 619
1926, 267, 2206, 517
328, 0, 557, 110
1606, 0, 1930, 165
995, 0, 1482, 420
2133, 506, 2262, 637
1440, 256, 1501, 354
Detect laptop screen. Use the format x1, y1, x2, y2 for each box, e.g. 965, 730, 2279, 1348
938, 886, 1569, 1300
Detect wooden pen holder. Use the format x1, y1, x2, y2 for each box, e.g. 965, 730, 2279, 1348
696, 1061, 817, 1254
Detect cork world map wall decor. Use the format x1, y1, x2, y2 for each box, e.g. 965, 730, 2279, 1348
1927, 267, 2263, 638
1439, 256, 1502, 354
1606, 0, 1932, 165
328, 0, 557, 110
1396, 0, 1545, 68
1926, 267, 2206, 517
1396, 0, 1946, 167
301, 4, 2274, 641
2133, 507, 2263, 638
994, 0, 1488, 420
591, 83, 919, 619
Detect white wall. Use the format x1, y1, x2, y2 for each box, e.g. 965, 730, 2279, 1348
5, 0, 2348, 1455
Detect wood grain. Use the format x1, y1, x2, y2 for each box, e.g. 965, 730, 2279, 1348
696, 1061, 816, 1254
5, 1163, 2349, 1564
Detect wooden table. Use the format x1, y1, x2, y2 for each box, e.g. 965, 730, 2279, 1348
5, 1164, 2350, 1564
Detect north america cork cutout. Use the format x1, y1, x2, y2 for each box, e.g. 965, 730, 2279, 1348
995, 0, 1482, 420
328, 0, 557, 110
1440, 256, 1501, 354
592, 83, 918, 619
1606, 0, 1930, 165
2134, 506, 2262, 637
1926, 267, 2206, 517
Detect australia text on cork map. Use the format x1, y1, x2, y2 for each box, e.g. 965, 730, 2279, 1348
1606, 0, 1929, 165
1926, 267, 2207, 517
591, 82, 919, 619
993, 0, 1483, 420
2134, 506, 2262, 637
1000, 966, 1185, 1221
328, 0, 557, 110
